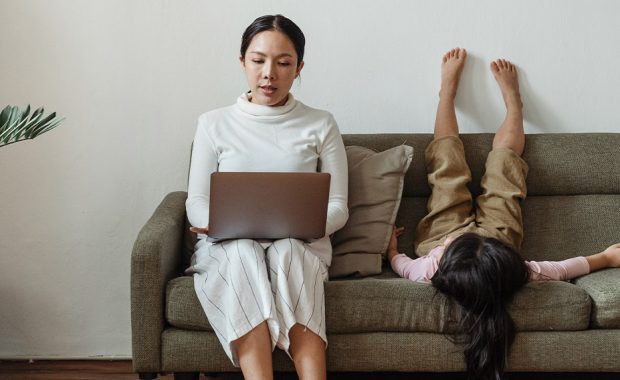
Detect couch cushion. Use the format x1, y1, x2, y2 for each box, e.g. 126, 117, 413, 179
342, 134, 620, 262
166, 277, 211, 330
521, 195, 620, 262
342, 133, 620, 197
167, 272, 591, 333
574, 268, 620, 328
329, 145, 413, 278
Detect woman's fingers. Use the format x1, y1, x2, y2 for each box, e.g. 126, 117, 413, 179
190, 226, 209, 234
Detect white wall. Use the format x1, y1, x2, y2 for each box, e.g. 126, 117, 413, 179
1, 0, 619, 359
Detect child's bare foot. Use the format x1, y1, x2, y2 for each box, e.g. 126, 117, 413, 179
440, 48, 467, 100
491, 59, 522, 112
491, 59, 524, 154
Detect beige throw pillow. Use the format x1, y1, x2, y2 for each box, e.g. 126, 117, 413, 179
330, 144, 413, 278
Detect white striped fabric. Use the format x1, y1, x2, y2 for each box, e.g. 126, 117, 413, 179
191, 237, 330, 366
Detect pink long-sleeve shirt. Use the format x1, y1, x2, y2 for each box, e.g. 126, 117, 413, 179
391, 245, 590, 283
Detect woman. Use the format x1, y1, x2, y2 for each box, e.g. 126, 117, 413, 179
185, 15, 348, 380
388, 48, 620, 380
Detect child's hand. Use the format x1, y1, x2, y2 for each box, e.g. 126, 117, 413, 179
602, 243, 620, 267
387, 226, 405, 261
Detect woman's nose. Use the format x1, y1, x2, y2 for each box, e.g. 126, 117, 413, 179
263, 63, 276, 80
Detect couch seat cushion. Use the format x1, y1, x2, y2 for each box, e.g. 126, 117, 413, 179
574, 268, 620, 328
167, 270, 591, 333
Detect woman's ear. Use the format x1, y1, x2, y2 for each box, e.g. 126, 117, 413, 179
239, 56, 246, 70
296, 60, 305, 77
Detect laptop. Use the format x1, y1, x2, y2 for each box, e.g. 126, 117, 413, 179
207, 172, 331, 242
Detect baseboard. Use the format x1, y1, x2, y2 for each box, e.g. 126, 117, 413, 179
0, 355, 132, 360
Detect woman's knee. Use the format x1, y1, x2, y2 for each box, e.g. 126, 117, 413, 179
270, 238, 306, 256
215, 239, 264, 264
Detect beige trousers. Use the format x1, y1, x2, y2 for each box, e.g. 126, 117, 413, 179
414, 136, 529, 256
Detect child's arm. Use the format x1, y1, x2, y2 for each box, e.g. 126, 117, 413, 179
528, 243, 620, 281
387, 226, 405, 262
585, 243, 620, 272
527, 257, 589, 281
387, 226, 439, 283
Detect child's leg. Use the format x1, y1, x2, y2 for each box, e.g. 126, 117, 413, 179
415, 49, 476, 256
475, 59, 528, 250
491, 59, 524, 155
434, 48, 466, 139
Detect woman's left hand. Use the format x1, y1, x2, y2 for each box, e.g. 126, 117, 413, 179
190, 226, 209, 235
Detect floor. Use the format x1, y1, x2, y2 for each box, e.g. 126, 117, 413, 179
0, 360, 618, 380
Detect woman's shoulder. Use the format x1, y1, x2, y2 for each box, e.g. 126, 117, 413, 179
196, 104, 236, 128
293, 102, 340, 137
294, 99, 335, 120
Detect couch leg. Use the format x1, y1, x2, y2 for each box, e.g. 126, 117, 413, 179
138, 373, 158, 380
174, 372, 200, 380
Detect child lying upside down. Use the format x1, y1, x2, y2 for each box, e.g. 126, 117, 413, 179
387, 47, 620, 380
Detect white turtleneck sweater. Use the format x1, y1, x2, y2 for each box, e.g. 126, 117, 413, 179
186, 93, 349, 263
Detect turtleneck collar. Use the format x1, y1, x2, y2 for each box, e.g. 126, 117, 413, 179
236, 92, 297, 117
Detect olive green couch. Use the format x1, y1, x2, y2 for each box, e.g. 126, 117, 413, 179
131, 133, 620, 379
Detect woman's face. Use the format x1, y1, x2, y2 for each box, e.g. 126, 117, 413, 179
241, 30, 304, 107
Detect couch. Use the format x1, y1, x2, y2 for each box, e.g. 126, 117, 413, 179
131, 133, 620, 379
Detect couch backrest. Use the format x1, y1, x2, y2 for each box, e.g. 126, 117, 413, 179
342, 133, 620, 261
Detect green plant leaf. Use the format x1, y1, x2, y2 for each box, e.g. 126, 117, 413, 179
0, 105, 64, 148
11, 116, 33, 141
0, 106, 13, 130
33, 117, 65, 138
1, 107, 19, 143
27, 112, 56, 139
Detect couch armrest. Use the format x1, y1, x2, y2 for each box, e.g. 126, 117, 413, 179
574, 268, 620, 328
131, 191, 187, 373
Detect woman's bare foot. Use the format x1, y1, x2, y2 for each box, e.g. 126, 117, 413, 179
440, 48, 467, 100
491, 59, 522, 112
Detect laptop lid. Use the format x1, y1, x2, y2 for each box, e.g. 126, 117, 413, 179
208, 172, 331, 241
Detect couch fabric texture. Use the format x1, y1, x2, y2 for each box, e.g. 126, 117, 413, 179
131, 133, 620, 375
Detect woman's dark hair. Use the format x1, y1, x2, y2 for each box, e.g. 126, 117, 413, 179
240, 14, 305, 66
431, 233, 530, 380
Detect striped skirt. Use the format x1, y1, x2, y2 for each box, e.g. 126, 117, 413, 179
190, 237, 330, 366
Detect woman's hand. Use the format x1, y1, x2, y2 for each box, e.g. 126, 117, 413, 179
387, 226, 405, 261
190, 226, 209, 235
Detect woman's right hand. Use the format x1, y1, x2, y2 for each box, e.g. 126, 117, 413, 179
190, 226, 209, 235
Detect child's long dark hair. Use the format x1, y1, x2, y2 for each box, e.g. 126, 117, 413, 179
431, 233, 529, 380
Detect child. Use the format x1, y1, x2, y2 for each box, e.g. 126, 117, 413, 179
388, 48, 620, 380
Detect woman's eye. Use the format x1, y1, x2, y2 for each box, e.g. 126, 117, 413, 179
252, 59, 264, 64
278, 62, 291, 66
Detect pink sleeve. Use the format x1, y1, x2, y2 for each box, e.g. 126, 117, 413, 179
527, 257, 590, 281
390, 249, 441, 283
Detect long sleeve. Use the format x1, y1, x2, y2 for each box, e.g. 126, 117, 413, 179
185, 116, 219, 229
390, 242, 590, 283
185, 94, 346, 267
390, 248, 442, 283
527, 256, 590, 281
319, 115, 349, 236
